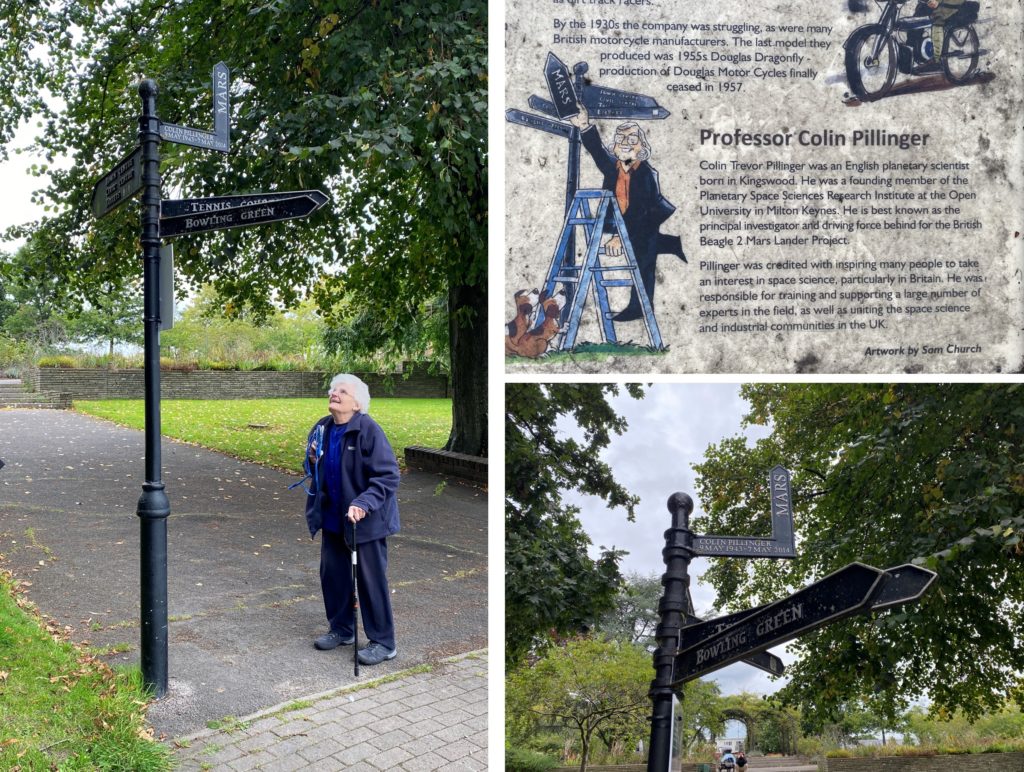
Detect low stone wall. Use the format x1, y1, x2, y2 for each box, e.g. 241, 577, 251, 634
404, 446, 487, 484
824, 751, 1024, 771
24, 367, 448, 400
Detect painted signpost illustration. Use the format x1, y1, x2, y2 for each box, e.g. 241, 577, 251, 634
505, 52, 683, 358
646, 468, 936, 772
90, 62, 328, 697
506, 1, 1023, 374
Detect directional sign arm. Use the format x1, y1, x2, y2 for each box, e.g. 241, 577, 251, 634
683, 613, 784, 677
159, 62, 230, 153
159, 191, 327, 239
505, 109, 573, 139
673, 563, 886, 685
871, 565, 937, 611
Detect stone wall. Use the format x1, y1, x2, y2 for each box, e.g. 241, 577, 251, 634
24, 367, 448, 401
823, 751, 1024, 771
405, 446, 487, 484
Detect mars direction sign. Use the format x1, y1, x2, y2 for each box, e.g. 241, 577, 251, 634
691, 465, 797, 558
91, 146, 144, 218
544, 52, 579, 120
673, 562, 886, 685
159, 61, 230, 153
159, 191, 327, 238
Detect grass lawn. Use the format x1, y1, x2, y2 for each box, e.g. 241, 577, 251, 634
74, 398, 452, 472
0, 571, 171, 770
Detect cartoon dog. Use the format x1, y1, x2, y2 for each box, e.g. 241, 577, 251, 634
505, 288, 540, 355
506, 288, 567, 358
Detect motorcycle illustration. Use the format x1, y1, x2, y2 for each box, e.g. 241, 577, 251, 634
844, 0, 980, 100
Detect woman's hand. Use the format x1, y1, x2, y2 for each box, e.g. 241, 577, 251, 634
347, 505, 367, 523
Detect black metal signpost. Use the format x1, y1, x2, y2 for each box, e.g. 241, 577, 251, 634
90, 63, 328, 697
646, 469, 936, 772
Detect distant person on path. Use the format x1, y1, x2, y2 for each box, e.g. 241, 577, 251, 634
300, 374, 400, 666
720, 749, 737, 771
736, 750, 748, 769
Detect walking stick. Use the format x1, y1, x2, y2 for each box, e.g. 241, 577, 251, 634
352, 517, 359, 677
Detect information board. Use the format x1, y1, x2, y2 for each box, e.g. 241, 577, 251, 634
505, 0, 1024, 373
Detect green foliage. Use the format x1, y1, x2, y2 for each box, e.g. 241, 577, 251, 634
905, 703, 1024, 748
74, 398, 451, 471
0, 331, 27, 369
694, 384, 1024, 723
595, 571, 663, 645
505, 747, 558, 772
3, 0, 487, 454
506, 638, 652, 772
505, 383, 645, 666
36, 354, 79, 368
0, 570, 171, 770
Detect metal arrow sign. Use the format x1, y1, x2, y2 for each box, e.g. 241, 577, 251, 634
673, 562, 886, 685
159, 62, 230, 153
869, 564, 937, 611
544, 52, 579, 120
692, 465, 798, 558
91, 146, 144, 218
505, 108, 574, 139
683, 613, 785, 677
159, 190, 327, 238
161, 190, 328, 218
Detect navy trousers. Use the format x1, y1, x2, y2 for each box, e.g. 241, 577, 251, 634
320, 529, 396, 650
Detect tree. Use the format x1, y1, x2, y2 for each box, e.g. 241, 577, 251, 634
693, 384, 1024, 723
595, 572, 662, 646
64, 280, 144, 357
2, 0, 486, 455
506, 638, 652, 772
505, 383, 644, 666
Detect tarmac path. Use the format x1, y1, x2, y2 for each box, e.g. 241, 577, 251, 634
0, 408, 488, 754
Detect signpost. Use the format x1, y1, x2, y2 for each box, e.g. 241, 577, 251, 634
645, 469, 936, 772
160, 191, 327, 238
673, 563, 885, 683
506, 54, 669, 320
159, 62, 230, 153
91, 146, 144, 218
90, 63, 329, 698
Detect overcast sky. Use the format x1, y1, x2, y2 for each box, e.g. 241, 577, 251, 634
1, 120, 47, 251
561, 383, 796, 699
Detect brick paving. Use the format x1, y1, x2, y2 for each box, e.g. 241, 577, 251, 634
171, 651, 488, 771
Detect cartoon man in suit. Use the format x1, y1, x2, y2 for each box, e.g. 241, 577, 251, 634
569, 104, 685, 321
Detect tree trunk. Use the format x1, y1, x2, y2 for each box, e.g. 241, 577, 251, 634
444, 279, 487, 457
579, 735, 591, 772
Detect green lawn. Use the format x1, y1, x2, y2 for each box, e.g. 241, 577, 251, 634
74, 398, 452, 472
0, 571, 171, 770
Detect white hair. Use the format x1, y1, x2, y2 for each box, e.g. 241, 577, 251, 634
328, 373, 371, 413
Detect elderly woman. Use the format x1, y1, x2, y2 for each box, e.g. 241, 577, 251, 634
302, 373, 400, 665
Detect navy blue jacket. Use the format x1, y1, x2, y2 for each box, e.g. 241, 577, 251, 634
303, 411, 400, 544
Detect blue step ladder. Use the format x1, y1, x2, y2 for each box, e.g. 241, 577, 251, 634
543, 189, 663, 350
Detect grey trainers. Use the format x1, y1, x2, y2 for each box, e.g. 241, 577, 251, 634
314, 631, 355, 650
357, 642, 397, 665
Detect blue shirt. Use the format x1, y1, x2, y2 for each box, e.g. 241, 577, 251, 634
322, 421, 348, 533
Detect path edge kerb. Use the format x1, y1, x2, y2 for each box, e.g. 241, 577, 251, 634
167, 648, 488, 745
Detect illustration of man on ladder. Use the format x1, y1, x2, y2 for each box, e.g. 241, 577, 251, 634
569, 105, 686, 322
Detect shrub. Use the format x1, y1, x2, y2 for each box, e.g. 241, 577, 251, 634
505, 747, 557, 772
36, 355, 79, 368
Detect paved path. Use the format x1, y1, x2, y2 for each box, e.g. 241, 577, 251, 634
0, 408, 488, 758
172, 651, 487, 771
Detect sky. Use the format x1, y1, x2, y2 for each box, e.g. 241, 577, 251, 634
0, 120, 48, 251
561, 383, 797, 699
